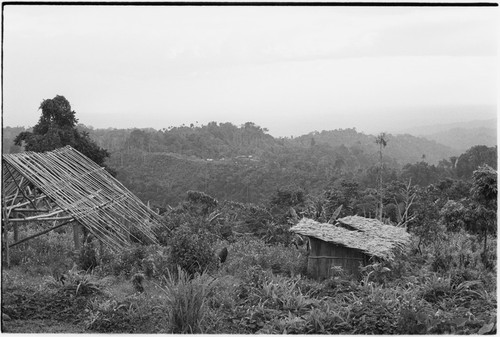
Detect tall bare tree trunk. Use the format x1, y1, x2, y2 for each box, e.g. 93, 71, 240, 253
375, 133, 387, 222
378, 146, 383, 221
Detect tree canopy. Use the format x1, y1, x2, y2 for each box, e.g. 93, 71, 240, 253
14, 95, 113, 172
456, 145, 497, 178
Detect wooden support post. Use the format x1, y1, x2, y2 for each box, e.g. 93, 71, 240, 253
12, 211, 19, 243
13, 223, 19, 243
73, 223, 82, 251
3, 221, 11, 269
2, 197, 11, 268
99, 240, 104, 258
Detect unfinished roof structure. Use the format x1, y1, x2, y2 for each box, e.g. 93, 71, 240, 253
2, 146, 165, 253
291, 215, 410, 261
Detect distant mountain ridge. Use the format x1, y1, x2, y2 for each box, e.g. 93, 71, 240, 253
398, 119, 496, 136
395, 119, 497, 151
423, 127, 497, 152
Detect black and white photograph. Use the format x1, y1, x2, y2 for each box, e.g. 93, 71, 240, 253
1, 1, 497, 334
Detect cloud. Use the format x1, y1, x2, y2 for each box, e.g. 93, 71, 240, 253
3, 5, 497, 133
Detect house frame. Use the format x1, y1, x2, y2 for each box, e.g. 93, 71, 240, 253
2, 146, 166, 267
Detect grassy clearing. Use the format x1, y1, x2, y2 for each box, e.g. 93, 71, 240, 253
1, 228, 497, 334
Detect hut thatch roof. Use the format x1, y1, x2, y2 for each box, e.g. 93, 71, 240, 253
2, 146, 165, 251
290, 216, 410, 261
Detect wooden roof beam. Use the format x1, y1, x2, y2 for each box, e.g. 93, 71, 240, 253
4, 215, 74, 223
4, 195, 48, 212
4, 163, 37, 210
9, 219, 75, 248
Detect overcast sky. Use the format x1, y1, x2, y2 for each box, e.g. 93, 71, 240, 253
2, 4, 497, 137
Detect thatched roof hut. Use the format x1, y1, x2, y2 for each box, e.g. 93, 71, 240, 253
290, 216, 410, 279
2, 146, 166, 257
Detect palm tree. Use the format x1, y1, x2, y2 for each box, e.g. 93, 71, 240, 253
375, 133, 388, 221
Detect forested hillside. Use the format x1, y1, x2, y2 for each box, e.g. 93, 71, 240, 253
2, 127, 25, 154
3, 122, 496, 207
292, 128, 455, 165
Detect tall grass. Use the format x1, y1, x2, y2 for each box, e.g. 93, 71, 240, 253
158, 266, 215, 333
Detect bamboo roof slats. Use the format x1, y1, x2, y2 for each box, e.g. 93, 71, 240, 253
290, 216, 411, 261
2, 146, 165, 251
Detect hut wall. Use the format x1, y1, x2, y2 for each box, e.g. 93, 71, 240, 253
307, 237, 369, 280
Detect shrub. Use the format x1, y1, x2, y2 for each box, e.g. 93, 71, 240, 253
59, 268, 105, 297
260, 274, 319, 312
205, 274, 239, 311
77, 242, 98, 272
101, 244, 171, 280
140, 245, 173, 279
86, 294, 168, 333
226, 238, 307, 278
439, 200, 471, 232
169, 224, 217, 277
359, 262, 392, 285
187, 190, 218, 215
86, 298, 137, 332
108, 244, 147, 277
235, 265, 272, 302
430, 231, 488, 275
420, 274, 452, 303
346, 286, 401, 334
397, 303, 433, 334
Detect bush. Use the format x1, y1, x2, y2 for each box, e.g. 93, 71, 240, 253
77, 242, 98, 272
431, 231, 485, 274
86, 298, 138, 332
420, 274, 452, 303
102, 244, 171, 279
108, 244, 147, 277
205, 275, 239, 311
86, 293, 168, 333
226, 238, 307, 278
169, 224, 217, 277
397, 302, 434, 334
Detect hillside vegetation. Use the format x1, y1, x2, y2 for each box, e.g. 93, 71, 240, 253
3, 165, 497, 334
5, 122, 496, 207
2, 117, 498, 334
3, 97, 497, 334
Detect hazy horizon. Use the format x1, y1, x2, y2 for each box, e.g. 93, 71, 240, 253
4, 103, 496, 138
3, 5, 497, 138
